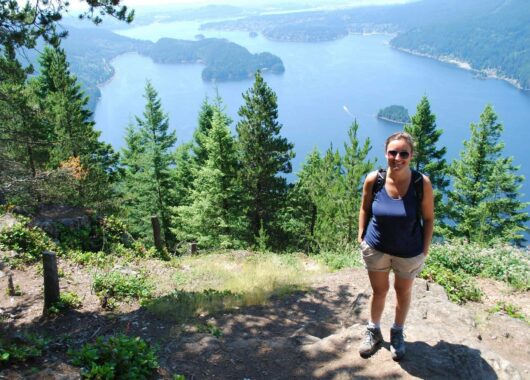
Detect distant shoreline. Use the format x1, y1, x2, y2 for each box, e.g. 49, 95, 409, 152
377, 116, 407, 125
393, 46, 525, 91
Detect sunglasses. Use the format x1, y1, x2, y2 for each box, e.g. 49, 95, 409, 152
387, 150, 410, 159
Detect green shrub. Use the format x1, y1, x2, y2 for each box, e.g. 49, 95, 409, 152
315, 244, 362, 271
421, 261, 482, 304
196, 322, 223, 338
55, 223, 94, 251
429, 241, 529, 290
488, 301, 528, 323
101, 216, 129, 246
0, 335, 48, 365
68, 334, 158, 379
66, 249, 112, 268
48, 291, 82, 314
0, 221, 56, 266
93, 271, 153, 308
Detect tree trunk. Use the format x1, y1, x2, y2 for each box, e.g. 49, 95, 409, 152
151, 215, 164, 251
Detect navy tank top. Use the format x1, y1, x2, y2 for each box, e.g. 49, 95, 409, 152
364, 177, 423, 258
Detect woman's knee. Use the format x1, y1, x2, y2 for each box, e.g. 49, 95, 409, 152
372, 283, 390, 297
394, 278, 414, 295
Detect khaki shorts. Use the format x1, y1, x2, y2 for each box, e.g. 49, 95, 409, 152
360, 241, 426, 280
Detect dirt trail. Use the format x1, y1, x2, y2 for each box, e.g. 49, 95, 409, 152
1, 266, 529, 379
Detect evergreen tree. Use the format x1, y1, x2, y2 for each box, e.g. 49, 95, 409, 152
192, 98, 215, 166
0, 52, 53, 206
121, 81, 177, 248
236, 71, 294, 245
311, 147, 343, 250
192, 94, 232, 166
404, 96, 449, 220
280, 148, 322, 251
35, 46, 120, 209
284, 122, 374, 252
448, 105, 528, 244
0, 57, 50, 178
172, 142, 195, 208
37, 47, 95, 163
339, 121, 374, 243
0, 0, 133, 52
174, 107, 247, 248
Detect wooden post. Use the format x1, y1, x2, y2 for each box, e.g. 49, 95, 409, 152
7, 274, 16, 296
151, 216, 163, 251
42, 250, 60, 312
189, 242, 197, 255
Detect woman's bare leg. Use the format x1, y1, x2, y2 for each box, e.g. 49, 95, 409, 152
393, 275, 415, 326
368, 271, 390, 324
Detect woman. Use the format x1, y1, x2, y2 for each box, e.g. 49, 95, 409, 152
357, 131, 434, 361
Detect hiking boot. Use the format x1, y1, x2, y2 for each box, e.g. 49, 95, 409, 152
390, 327, 406, 361
359, 326, 383, 358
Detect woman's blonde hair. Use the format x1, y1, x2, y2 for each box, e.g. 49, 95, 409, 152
385, 131, 414, 153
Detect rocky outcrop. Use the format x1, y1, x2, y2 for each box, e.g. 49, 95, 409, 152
29, 205, 93, 238
165, 270, 528, 379
0, 213, 18, 232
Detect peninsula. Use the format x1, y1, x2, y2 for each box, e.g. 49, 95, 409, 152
39, 26, 285, 110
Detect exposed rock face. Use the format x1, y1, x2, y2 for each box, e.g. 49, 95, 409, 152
0, 213, 18, 232
165, 270, 528, 379
29, 205, 93, 238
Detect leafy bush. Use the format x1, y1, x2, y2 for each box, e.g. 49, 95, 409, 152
196, 322, 223, 338
428, 241, 529, 290
69, 334, 158, 379
0, 335, 48, 365
55, 223, 94, 251
100, 216, 168, 260
421, 262, 482, 304
315, 244, 362, 271
112, 242, 162, 260
488, 301, 528, 323
48, 291, 83, 314
0, 220, 56, 266
93, 271, 153, 308
66, 249, 112, 268
101, 216, 129, 246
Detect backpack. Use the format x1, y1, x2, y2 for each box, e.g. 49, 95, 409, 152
371, 168, 424, 224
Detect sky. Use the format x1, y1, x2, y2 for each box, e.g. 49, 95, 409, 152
67, 0, 417, 11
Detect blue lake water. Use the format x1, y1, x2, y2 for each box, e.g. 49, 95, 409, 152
94, 20, 530, 223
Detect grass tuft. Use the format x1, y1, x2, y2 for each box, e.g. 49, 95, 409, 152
144, 251, 325, 322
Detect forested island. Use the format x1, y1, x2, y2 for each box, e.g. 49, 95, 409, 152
138, 37, 284, 81
201, 0, 530, 90
26, 26, 284, 110
377, 105, 410, 124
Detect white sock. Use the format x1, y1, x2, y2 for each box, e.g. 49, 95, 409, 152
368, 321, 380, 329
391, 323, 404, 330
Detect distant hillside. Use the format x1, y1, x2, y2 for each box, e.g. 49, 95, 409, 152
391, 0, 530, 89
202, 0, 530, 90
61, 28, 149, 110
26, 26, 284, 110
201, 0, 505, 40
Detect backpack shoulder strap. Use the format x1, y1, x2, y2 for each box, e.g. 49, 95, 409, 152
411, 169, 424, 223
411, 169, 424, 202
372, 168, 387, 197
363, 169, 386, 238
